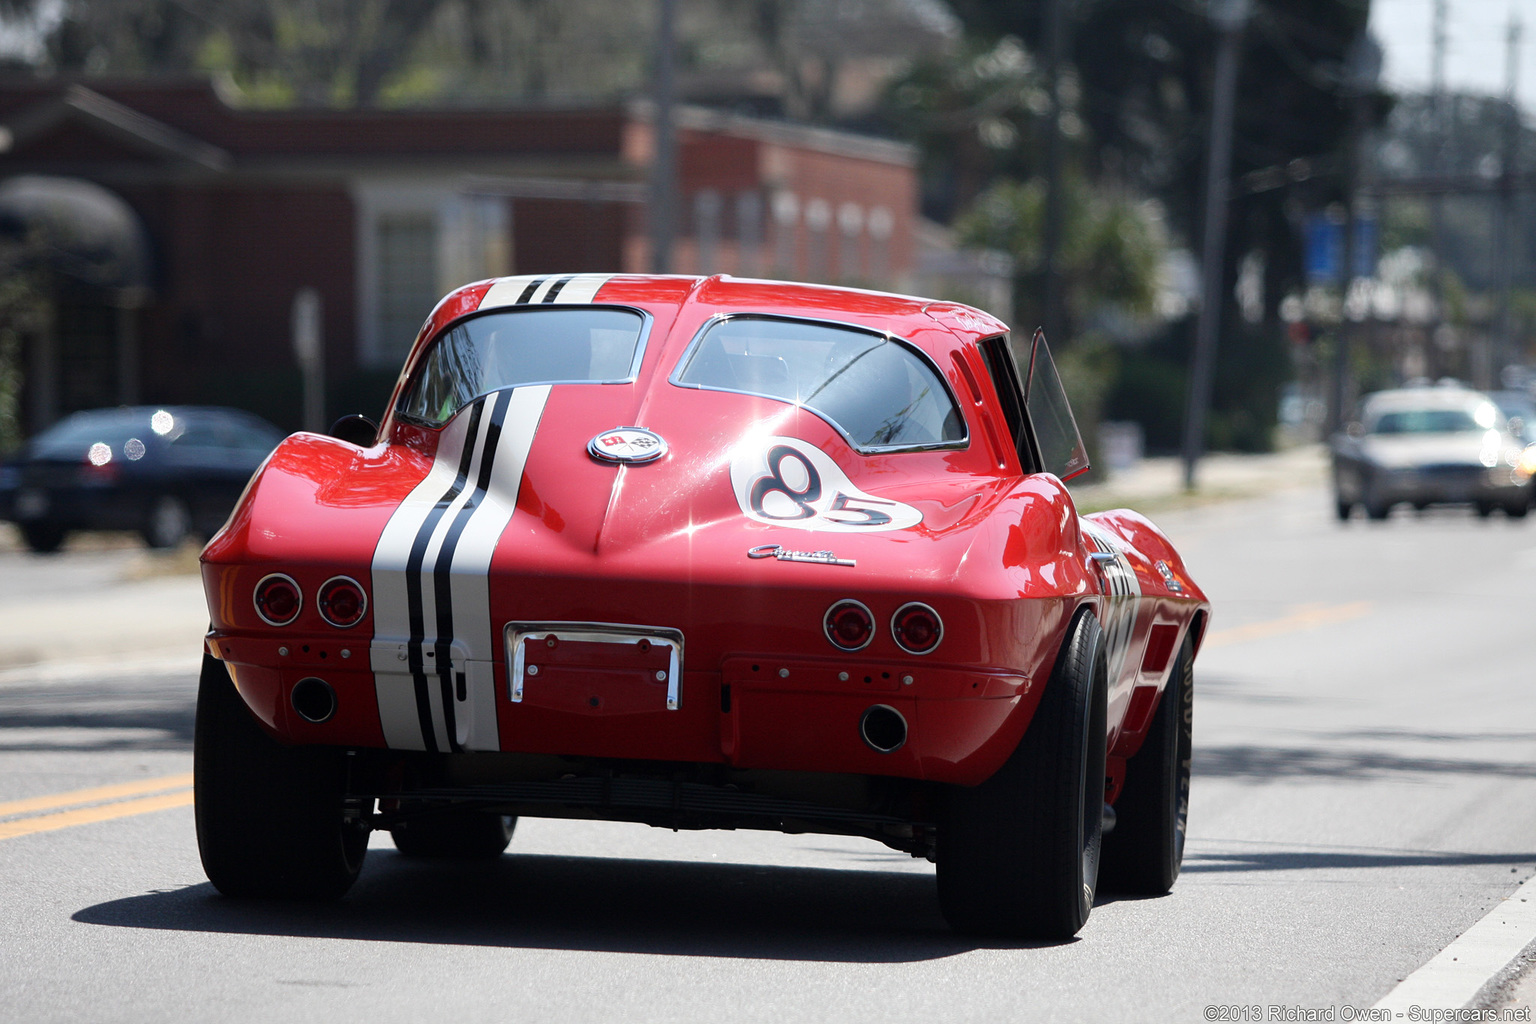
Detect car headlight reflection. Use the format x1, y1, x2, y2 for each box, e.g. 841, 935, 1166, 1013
1518, 444, 1536, 480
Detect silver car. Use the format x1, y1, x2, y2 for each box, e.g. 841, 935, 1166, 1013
1332, 385, 1535, 520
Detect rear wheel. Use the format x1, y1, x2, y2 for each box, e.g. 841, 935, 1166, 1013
142, 495, 191, 549
1099, 633, 1194, 895
937, 610, 1107, 939
1506, 501, 1529, 519
1333, 495, 1352, 521
1476, 501, 1496, 519
390, 808, 515, 859
194, 653, 368, 898
20, 521, 65, 553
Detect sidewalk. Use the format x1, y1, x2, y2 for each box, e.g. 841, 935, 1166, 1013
1070, 444, 1328, 514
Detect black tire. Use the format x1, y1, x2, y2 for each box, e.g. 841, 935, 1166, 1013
1333, 496, 1352, 521
937, 610, 1108, 939
142, 495, 191, 549
390, 808, 516, 859
194, 653, 368, 898
1476, 501, 1496, 519
20, 521, 66, 553
1099, 633, 1194, 895
1506, 501, 1529, 519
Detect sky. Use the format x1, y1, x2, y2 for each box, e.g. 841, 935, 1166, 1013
1369, 0, 1536, 105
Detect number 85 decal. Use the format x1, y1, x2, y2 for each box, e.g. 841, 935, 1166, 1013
729, 436, 923, 533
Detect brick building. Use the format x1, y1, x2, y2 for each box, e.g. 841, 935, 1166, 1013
0, 80, 918, 433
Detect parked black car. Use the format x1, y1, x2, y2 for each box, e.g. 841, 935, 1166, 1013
0, 406, 286, 552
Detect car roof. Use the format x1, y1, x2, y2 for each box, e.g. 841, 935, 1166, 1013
1361, 386, 1493, 414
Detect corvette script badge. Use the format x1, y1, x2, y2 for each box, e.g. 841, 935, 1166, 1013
747, 544, 856, 567
588, 427, 667, 464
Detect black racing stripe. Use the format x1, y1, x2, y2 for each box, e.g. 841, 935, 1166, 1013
515, 277, 545, 304
541, 274, 576, 302
404, 399, 485, 752
429, 388, 513, 753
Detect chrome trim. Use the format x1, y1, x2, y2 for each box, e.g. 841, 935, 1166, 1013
824, 599, 876, 651
750, 543, 856, 567
1086, 552, 1117, 568
505, 621, 684, 711
395, 304, 655, 428
859, 704, 908, 754
253, 572, 302, 627
587, 427, 668, 464
668, 311, 971, 455
890, 601, 943, 656
291, 677, 337, 723
317, 575, 368, 628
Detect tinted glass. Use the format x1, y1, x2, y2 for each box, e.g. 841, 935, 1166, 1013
400, 308, 646, 426
1367, 401, 1500, 435
1024, 332, 1089, 480
676, 316, 964, 450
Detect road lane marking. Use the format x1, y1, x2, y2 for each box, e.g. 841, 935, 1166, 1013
1375, 873, 1536, 1011
0, 773, 193, 820
0, 790, 193, 841
1204, 601, 1373, 648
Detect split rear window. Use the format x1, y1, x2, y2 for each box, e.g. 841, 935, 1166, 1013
673, 316, 965, 451
399, 307, 646, 426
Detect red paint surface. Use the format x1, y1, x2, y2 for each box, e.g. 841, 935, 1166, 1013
202, 275, 1209, 789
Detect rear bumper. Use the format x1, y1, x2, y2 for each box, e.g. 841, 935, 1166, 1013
207, 629, 1042, 787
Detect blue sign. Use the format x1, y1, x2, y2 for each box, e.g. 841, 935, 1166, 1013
1304, 212, 1376, 284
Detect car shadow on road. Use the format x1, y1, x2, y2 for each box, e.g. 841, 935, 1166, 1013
1194, 743, 1536, 780
1182, 847, 1536, 874
71, 851, 1083, 961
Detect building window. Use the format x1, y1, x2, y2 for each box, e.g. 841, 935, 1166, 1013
377, 213, 439, 367
837, 202, 864, 282
736, 191, 762, 277
355, 182, 511, 368
772, 191, 799, 277
868, 205, 894, 285
694, 189, 722, 274
805, 198, 831, 283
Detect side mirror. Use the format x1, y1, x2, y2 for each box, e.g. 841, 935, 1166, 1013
330, 414, 379, 447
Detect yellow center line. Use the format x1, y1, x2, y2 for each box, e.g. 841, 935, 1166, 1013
1204, 600, 1374, 649
0, 772, 194, 820
0, 790, 194, 841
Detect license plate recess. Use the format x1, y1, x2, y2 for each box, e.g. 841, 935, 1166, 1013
505, 622, 683, 713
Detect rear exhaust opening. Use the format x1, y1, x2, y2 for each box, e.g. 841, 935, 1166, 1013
860, 704, 907, 754
291, 677, 337, 723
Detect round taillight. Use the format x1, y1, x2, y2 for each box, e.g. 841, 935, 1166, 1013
318, 576, 367, 628
254, 573, 302, 626
824, 599, 875, 651
891, 602, 943, 655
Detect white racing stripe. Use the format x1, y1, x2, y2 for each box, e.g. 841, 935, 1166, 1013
1375, 873, 1536, 1011
366, 271, 611, 751
369, 387, 551, 752
478, 273, 614, 309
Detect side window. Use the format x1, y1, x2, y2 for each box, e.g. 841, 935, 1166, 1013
978, 334, 1040, 474
1023, 329, 1089, 481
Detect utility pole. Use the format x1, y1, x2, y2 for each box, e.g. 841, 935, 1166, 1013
1495, 15, 1522, 384
1428, 0, 1448, 380
1181, 0, 1249, 491
649, 0, 677, 275
1330, 35, 1381, 435
1041, 0, 1066, 345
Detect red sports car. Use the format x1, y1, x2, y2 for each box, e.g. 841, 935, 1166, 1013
195, 274, 1209, 938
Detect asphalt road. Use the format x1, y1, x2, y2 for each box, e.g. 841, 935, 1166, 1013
3, 486, 1536, 1023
